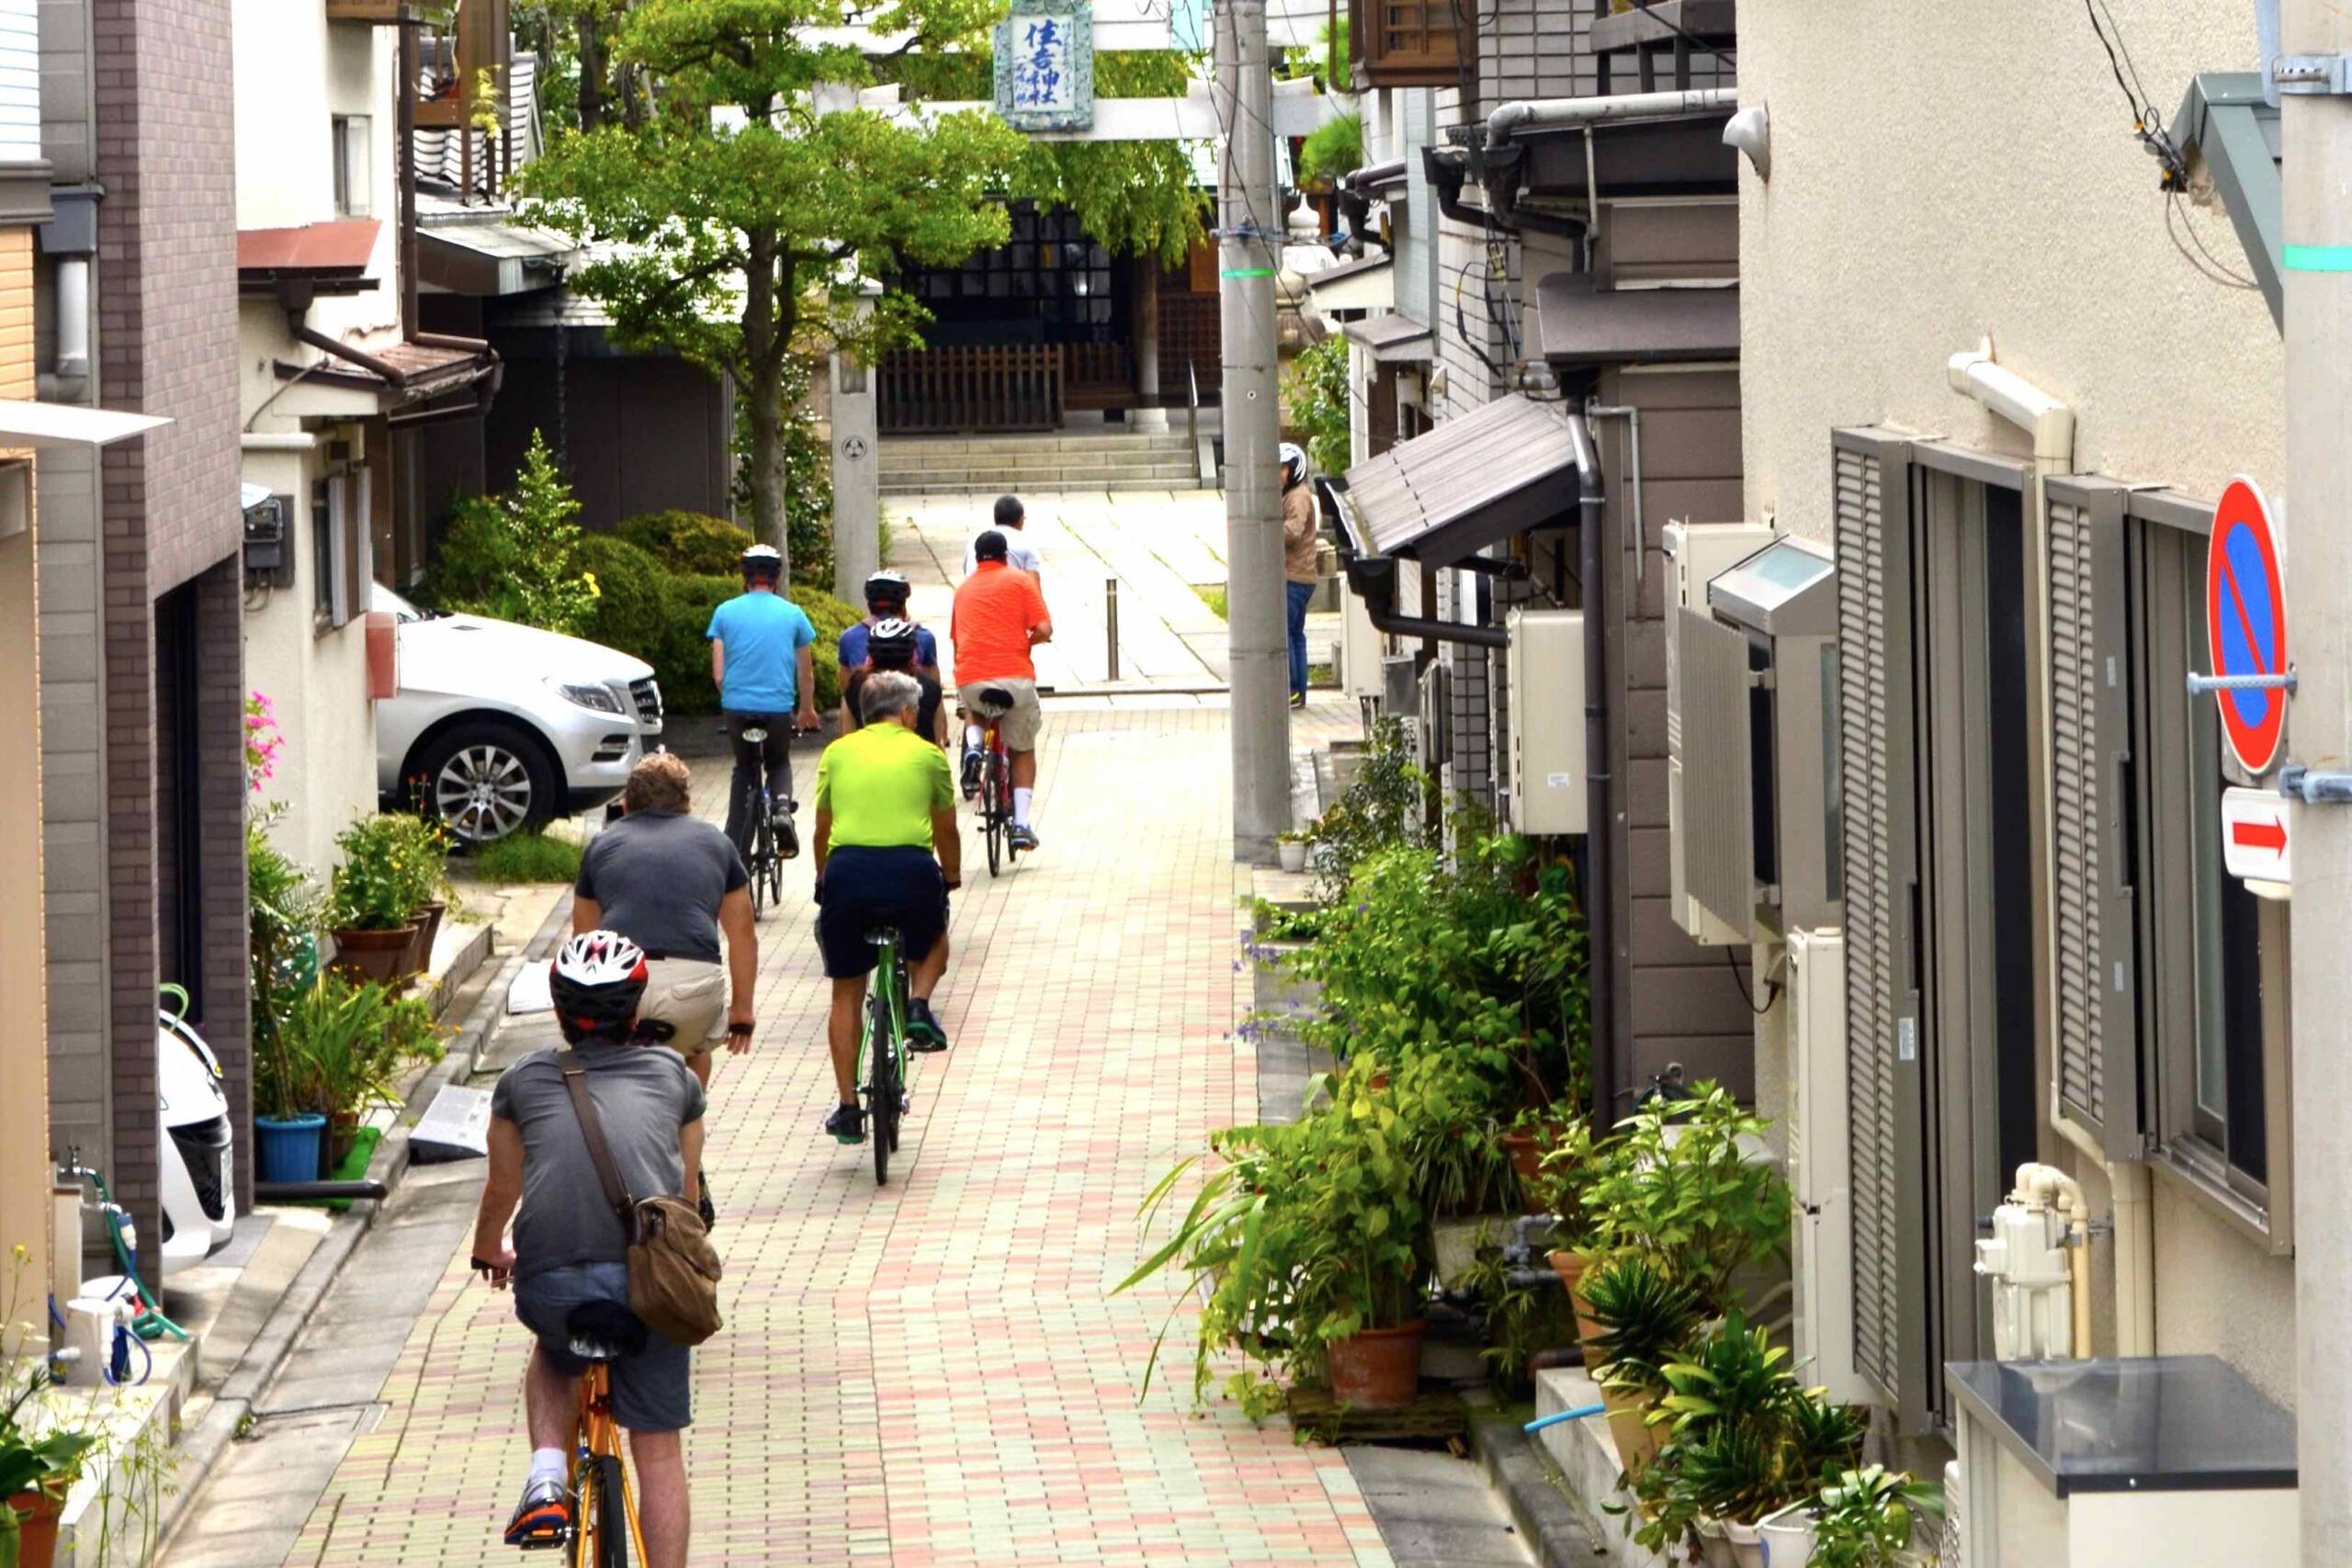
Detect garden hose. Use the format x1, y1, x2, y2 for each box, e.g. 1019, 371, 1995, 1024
78, 1163, 187, 1343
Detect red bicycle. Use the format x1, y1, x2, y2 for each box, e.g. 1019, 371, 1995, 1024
962, 685, 1025, 877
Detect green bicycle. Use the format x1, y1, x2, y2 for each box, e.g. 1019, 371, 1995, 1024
857, 924, 910, 1185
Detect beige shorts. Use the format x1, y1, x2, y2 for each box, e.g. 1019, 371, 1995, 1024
639, 958, 725, 1054
958, 677, 1043, 751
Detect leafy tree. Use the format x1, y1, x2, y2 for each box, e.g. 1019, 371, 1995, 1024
427, 430, 601, 634
1283, 333, 1351, 479
1298, 111, 1363, 186
517, 0, 1030, 572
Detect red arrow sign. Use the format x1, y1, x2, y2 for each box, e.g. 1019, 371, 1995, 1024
2232, 817, 2287, 853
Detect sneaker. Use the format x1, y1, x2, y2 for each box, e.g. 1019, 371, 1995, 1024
824, 1103, 865, 1145
503, 1476, 571, 1547
776, 816, 800, 860
696, 1168, 717, 1232
1010, 825, 1039, 853
959, 747, 982, 799
1289, 691, 1307, 709
906, 998, 949, 1054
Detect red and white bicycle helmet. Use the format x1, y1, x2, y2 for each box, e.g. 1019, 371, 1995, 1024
549, 930, 650, 1043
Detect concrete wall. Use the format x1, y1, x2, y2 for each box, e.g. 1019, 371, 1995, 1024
1736, 2, 2295, 1402
0, 217, 48, 1282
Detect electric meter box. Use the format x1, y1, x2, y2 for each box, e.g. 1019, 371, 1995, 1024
1681, 536, 1842, 939
1505, 607, 1586, 834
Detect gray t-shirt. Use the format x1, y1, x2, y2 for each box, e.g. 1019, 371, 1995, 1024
576, 809, 747, 964
491, 1042, 706, 1281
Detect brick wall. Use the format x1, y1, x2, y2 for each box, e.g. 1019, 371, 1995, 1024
92, 0, 243, 1249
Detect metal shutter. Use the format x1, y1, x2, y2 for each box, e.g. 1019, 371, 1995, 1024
2045, 479, 2143, 1156
1679, 606, 1754, 936
1831, 429, 1926, 1422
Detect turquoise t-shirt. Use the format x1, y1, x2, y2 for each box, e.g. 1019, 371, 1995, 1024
706, 591, 817, 713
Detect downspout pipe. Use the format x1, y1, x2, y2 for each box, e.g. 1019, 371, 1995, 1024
1568, 412, 1617, 1125
1486, 86, 1740, 149
1316, 477, 1511, 650
1946, 338, 2073, 470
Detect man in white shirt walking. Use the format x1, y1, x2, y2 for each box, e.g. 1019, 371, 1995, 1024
963, 494, 1044, 582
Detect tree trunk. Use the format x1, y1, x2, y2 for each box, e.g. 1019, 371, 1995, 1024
578, 12, 607, 131
741, 227, 784, 564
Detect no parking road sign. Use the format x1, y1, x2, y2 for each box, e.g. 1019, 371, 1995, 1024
2204, 477, 2290, 775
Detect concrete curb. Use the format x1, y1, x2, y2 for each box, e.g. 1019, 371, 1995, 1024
1467, 1410, 1611, 1568
152, 887, 577, 1553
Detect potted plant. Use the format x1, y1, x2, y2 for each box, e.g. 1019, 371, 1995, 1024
1580, 1082, 1792, 1313
1577, 1253, 1701, 1472
267, 973, 444, 1177
1530, 1118, 1600, 1294
388, 813, 454, 973
1276, 829, 1309, 874
325, 815, 425, 984
1766, 1465, 1944, 1568
1, 1253, 102, 1568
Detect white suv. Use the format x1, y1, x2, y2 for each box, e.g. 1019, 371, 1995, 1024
371, 584, 664, 844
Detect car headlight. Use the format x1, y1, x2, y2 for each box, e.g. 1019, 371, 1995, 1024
549, 679, 626, 715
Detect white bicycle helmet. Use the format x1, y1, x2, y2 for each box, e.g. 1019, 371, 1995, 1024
740, 542, 784, 582
549, 931, 650, 1043
865, 616, 920, 666
863, 569, 910, 609
1278, 442, 1307, 487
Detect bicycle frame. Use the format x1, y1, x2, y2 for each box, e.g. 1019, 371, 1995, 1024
855, 937, 908, 1102
572, 1362, 647, 1566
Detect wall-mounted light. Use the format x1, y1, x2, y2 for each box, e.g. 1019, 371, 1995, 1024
1724, 105, 1770, 181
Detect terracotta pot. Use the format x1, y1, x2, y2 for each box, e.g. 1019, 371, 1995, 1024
327, 1110, 364, 1175
8, 1488, 64, 1568
1325, 1319, 1426, 1411
1599, 1381, 1664, 1476
1556, 1257, 1610, 1373
1501, 1125, 1564, 1213
329, 923, 423, 986
406, 899, 447, 976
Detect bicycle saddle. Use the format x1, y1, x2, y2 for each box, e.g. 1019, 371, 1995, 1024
863, 925, 903, 946
740, 725, 769, 743
565, 1300, 649, 1362
971, 686, 1013, 713
631, 1018, 678, 1045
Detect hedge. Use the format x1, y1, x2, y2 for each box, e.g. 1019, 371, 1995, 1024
616, 512, 756, 577
577, 542, 859, 717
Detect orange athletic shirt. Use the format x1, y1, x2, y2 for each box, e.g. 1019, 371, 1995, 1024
950, 563, 1049, 684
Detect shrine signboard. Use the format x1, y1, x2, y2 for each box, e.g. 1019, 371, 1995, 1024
995, 3, 1094, 131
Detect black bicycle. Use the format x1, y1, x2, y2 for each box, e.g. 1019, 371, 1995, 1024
964, 687, 1025, 878
858, 925, 911, 1184
734, 723, 798, 916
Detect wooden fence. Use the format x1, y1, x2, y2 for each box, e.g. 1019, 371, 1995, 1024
878, 344, 1064, 433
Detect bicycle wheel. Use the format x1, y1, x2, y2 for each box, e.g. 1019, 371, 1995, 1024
997, 750, 1018, 863
980, 754, 1004, 877
569, 1451, 628, 1568
749, 793, 773, 916
867, 987, 899, 1185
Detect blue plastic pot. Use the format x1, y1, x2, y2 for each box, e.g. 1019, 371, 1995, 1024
254, 1113, 327, 1184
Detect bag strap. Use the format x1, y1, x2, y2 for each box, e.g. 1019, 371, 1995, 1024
559, 1053, 636, 1217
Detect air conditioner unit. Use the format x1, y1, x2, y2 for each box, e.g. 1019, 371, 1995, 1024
1503, 607, 1584, 834
1664, 521, 1773, 944
1786, 927, 1868, 1407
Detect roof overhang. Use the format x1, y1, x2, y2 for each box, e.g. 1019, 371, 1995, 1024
1535, 273, 1740, 366
273, 335, 501, 418
1342, 310, 1433, 363
1509, 108, 1738, 200
418, 220, 578, 297
0, 399, 168, 447
2171, 72, 2283, 332
1336, 392, 1582, 566
1306, 253, 1395, 313
238, 219, 384, 297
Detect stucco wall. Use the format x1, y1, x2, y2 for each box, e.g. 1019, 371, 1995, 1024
1736, 2, 2293, 1398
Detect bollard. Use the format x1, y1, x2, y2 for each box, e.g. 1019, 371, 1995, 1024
1106, 576, 1121, 683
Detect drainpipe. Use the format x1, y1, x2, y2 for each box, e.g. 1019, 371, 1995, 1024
1585, 403, 1644, 595
1485, 86, 1740, 147
1569, 412, 1617, 1125
1946, 336, 2154, 1358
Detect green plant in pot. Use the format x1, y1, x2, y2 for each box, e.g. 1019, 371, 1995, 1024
1581, 1082, 1792, 1312
1577, 1252, 1702, 1474
0, 1249, 102, 1568
270, 973, 444, 1178
1785, 1464, 1944, 1568
326, 814, 427, 985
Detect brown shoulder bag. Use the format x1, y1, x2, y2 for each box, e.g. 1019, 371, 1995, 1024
560, 1055, 724, 1346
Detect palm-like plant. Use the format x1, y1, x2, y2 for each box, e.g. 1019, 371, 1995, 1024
1578, 1253, 1703, 1398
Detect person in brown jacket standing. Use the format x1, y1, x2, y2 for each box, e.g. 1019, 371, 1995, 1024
1280, 442, 1319, 709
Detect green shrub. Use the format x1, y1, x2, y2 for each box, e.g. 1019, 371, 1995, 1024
425, 431, 599, 635
656, 573, 740, 715
577, 533, 673, 663
469, 830, 586, 885
616, 511, 754, 576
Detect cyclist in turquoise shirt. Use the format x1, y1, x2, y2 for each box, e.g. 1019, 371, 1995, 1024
707, 544, 819, 857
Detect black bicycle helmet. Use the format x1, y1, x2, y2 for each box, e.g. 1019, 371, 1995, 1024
549, 931, 650, 1044
865, 616, 919, 668
864, 569, 910, 612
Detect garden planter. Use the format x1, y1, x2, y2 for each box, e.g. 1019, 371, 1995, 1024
1555, 1257, 1608, 1373
1691, 1517, 1737, 1568
1757, 1509, 1815, 1567
327, 1110, 365, 1174
1723, 1518, 1767, 1568
1277, 840, 1307, 873
1431, 1215, 1511, 1289
329, 923, 423, 986
1598, 1381, 1663, 1475
406, 899, 447, 975
1325, 1319, 1426, 1410
1501, 1122, 1566, 1211
255, 1112, 328, 1184
7, 1489, 63, 1568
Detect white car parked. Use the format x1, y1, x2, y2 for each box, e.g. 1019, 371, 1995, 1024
371, 584, 664, 844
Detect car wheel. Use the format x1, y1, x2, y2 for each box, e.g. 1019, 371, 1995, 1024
415, 721, 559, 846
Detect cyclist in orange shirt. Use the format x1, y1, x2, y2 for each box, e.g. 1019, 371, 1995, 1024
949, 530, 1053, 850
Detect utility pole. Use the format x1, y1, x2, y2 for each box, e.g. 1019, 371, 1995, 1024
2285, 1, 2352, 1559
1215, 0, 1289, 862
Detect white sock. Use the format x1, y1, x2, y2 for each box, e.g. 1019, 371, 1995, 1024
1013, 787, 1034, 828
529, 1447, 568, 1486
964, 724, 983, 753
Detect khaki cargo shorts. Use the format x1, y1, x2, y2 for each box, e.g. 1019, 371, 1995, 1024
639, 958, 725, 1054
958, 677, 1043, 751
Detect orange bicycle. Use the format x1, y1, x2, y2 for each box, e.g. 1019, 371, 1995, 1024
962, 685, 1025, 877
510, 1303, 647, 1565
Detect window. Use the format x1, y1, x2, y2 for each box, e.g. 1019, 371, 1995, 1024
311, 469, 372, 632
2127, 502, 2291, 1237
333, 115, 371, 218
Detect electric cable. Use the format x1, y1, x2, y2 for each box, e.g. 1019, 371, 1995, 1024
1724, 945, 1781, 1017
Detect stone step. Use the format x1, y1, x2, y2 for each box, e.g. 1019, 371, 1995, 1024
880, 472, 1210, 497
879, 444, 1193, 473
880, 434, 1195, 457
877, 460, 1204, 486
